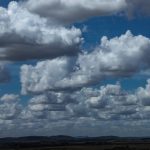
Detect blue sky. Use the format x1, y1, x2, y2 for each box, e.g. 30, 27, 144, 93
0, 0, 150, 137
0, 0, 12, 7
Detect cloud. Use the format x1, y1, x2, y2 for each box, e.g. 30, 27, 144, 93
1, 80, 150, 136
0, 62, 10, 83
0, 94, 19, 103
126, 0, 150, 18
0, 1, 149, 62
63, 80, 150, 121
20, 57, 76, 94
137, 79, 150, 106
24, 0, 127, 24
21, 79, 150, 122
65, 84, 137, 120
21, 31, 150, 94
21, 93, 71, 120
56, 30, 150, 89
23, 0, 150, 25
0, 94, 21, 120
0, 1, 82, 61
1, 0, 150, 137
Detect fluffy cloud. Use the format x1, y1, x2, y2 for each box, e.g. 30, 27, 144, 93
61, 80, 150, 121
21, 31, 150, 94
24, 0, 126, 24
20, 80, 150, 122
21, 93, 72, 120
72, 30, 150, 78
1, 80, 150, 136
0, 1, 82, 61
0, 0, 149, 61
137, 79, 150, 106
1, 0, 150, 137
20, 57, 76, 94
0, 94, 21, 120
0, 94, 19, 103
54, 30, 150, 89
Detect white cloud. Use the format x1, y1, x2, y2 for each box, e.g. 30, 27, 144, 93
24, 0, 126, 24
1, 80, 150, 136
0, 94, 19, 103
20, 57, 75, 94
137, 79, 150, 106
21, 79, 150, 122
21, 31, 150, 94
77, 30, 150, 76
0, 0, 149, 62
57, 30, 150, 89
0, 1, 82, 61
0, 94, 21, 120
21, 79, 150, 127
1, 0, 150, 137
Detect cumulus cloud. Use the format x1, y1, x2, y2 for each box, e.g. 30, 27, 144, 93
137, 79, 150, 106
21, 80, 150, 122
24, 0, 127, 24
63, 80, 150, 121
0, 94, 21, 120
0, 0, 149, 61
21, 31, 150, 94
0, 94, 19, 103
0, 1, 82, 61
1, 80, 150, 136
1, 0, 150, 137
20, 57, 76, 94
21, 93, 72, 120
54, 30, 150, 89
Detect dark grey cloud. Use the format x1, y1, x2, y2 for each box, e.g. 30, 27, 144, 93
126, 0, 150, 18
24, 0, 126, 24
23, 0, 150, 25
0, 63, 10, 83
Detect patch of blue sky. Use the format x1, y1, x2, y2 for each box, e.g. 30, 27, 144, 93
75, 16, 150, 91
75, 16, 150, 50
0, 0, 17, 7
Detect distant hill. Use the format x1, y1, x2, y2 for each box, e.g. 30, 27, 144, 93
0, 135, 150, 149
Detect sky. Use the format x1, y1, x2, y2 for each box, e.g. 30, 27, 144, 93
0, 0, 150, 137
